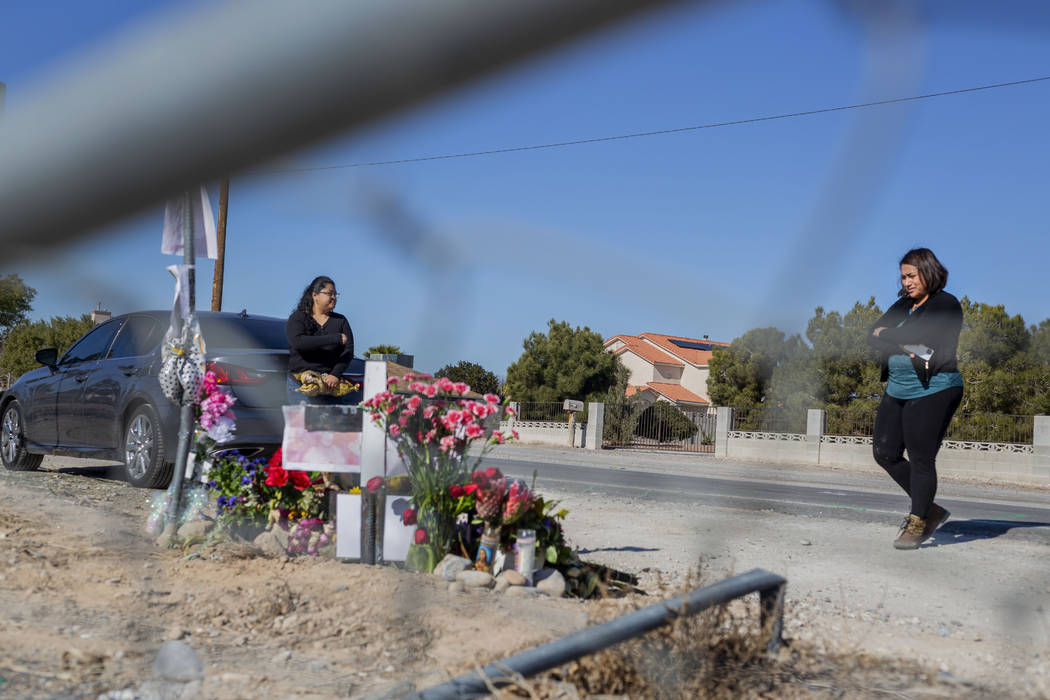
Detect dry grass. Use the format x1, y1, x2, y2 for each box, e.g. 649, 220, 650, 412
480, 565, 1005, 700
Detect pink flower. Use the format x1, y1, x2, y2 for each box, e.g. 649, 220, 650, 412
511, 429, 520, 440
397, 416, 409, 428
424, 430, 436, 443
444, 410, 462, 426
490, 431, 504, 444
505, 407, 517, 418
439, 436, 456, 452
423, 405, 438, 419
414, 528, 428, 545
437, 377, 455, 392
407, 395, 422, 411
424, 385, 438, 398
386, 376, 400, 386
465, 423, 483, 439
366, 476, 384, 493
409, 382, 426, 393
389, 425, 401, 437
453, 382, 469, 394
403, 373, 415, 383
470, 402, 488, 418
484, 393, 500, 405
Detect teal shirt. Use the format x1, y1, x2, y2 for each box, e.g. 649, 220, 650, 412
886, 310, 963, 399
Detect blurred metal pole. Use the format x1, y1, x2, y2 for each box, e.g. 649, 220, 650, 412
164, 191, 197, 542
0, 0, 684, 256
0, 82, 6, 115
211, 178, 229, 312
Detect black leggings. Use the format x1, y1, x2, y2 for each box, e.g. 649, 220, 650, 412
872, 386, 962, 518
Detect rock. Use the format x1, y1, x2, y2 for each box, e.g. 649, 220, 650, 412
534, 568, 567, 598
153, 641, 204, 682
800, 539, 812, 546
434, 554, 472, 582
494, 579, 510, 594
163, 627, 186, 641
137, 678, 204, 700
496, 570, 527, 587
448, 581, 464, 594
456, 570, 495, 589
505, 585, 542, 598
253, 529, 289, 558
176, 520, 210, 540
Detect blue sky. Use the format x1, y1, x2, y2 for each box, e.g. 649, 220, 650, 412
3, 1, 1049, 377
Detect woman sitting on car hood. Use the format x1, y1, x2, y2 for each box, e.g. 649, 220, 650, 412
285, 275, 355, 405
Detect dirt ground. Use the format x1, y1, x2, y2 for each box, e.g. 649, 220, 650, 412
0, 457, 1047, 699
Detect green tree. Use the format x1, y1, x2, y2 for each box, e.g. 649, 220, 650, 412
0, 274, 36, 346
706, 327, 803, 408
434, 360, 501, 397
957, 297, 1029, 366
805, 298, 884, 410
600, 361, 642, 445
364, 344, 401, 358
634, 402, 698, 442
0, 315, 94, 378
1028, 319, 1050, 365
504, 319, 619, 404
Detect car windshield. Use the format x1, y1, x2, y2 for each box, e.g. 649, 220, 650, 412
198, 317, 287, 350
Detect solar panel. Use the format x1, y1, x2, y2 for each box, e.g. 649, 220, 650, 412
670, 339, 712, 351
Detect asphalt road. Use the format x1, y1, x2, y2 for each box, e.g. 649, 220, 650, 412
487, 456, 1050, 546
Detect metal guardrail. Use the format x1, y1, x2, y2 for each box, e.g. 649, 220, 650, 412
732, 407, 807, 434
411, 568, 787, 700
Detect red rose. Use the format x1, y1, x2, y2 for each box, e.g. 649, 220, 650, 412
290, 470, 311, 491
265, 464, 288, 487
402, 508, 417, 526
366, 476, 384, 493
268, 448, 283, 469
414, 528, 428, 545
449, 484, 465, 499
484, 467, 502, 480
463, 484, 478, 495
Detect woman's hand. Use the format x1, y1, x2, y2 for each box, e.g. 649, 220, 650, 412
323, 373, 339, 390
340, 333, 348, 345
873, 327, 887, 337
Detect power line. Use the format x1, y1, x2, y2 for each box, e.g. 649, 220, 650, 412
260, 75, 1050, 173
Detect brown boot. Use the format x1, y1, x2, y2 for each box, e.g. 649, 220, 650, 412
893, 514, 927, 550
922, 503, 950, 540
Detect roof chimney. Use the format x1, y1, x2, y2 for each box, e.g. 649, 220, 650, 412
91, 302, 111, 325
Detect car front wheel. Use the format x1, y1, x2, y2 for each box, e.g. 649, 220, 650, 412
124, 404, 172, 488
1, 401, 44, 472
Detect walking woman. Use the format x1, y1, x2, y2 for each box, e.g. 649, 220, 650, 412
285, 275, 356, 405
867, 248, 963, 549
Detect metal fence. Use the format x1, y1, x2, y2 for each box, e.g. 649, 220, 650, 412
731, 407, 808, 434
516, 402, 573, 423
822, 408, 1033, 445
603, 403, 716, 453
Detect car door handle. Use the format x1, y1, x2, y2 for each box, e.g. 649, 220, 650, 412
118, 364, 138, 377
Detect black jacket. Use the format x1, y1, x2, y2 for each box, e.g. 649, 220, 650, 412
285, 310, 354, 376
866, 290, 963, 388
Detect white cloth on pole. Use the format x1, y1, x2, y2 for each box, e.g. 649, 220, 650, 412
161, 185, 218, 259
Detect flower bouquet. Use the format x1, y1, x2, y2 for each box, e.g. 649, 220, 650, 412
361, 375, 518, 571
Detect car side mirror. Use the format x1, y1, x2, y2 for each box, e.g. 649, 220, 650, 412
35, 348, 58, 368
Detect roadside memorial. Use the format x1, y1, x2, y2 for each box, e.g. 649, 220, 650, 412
155, 358, 638, 598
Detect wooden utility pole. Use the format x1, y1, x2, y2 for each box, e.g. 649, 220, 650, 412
210, 177, 229, 311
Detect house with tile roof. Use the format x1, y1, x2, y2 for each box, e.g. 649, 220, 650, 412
603, 333, 729, 411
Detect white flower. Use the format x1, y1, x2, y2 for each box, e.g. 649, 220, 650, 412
207, 415, 236, 444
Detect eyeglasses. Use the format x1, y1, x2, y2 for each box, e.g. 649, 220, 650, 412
317, 290, 338, 299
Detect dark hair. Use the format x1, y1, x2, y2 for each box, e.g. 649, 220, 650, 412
898, 248, 948, 297
295, 276, 335, 315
